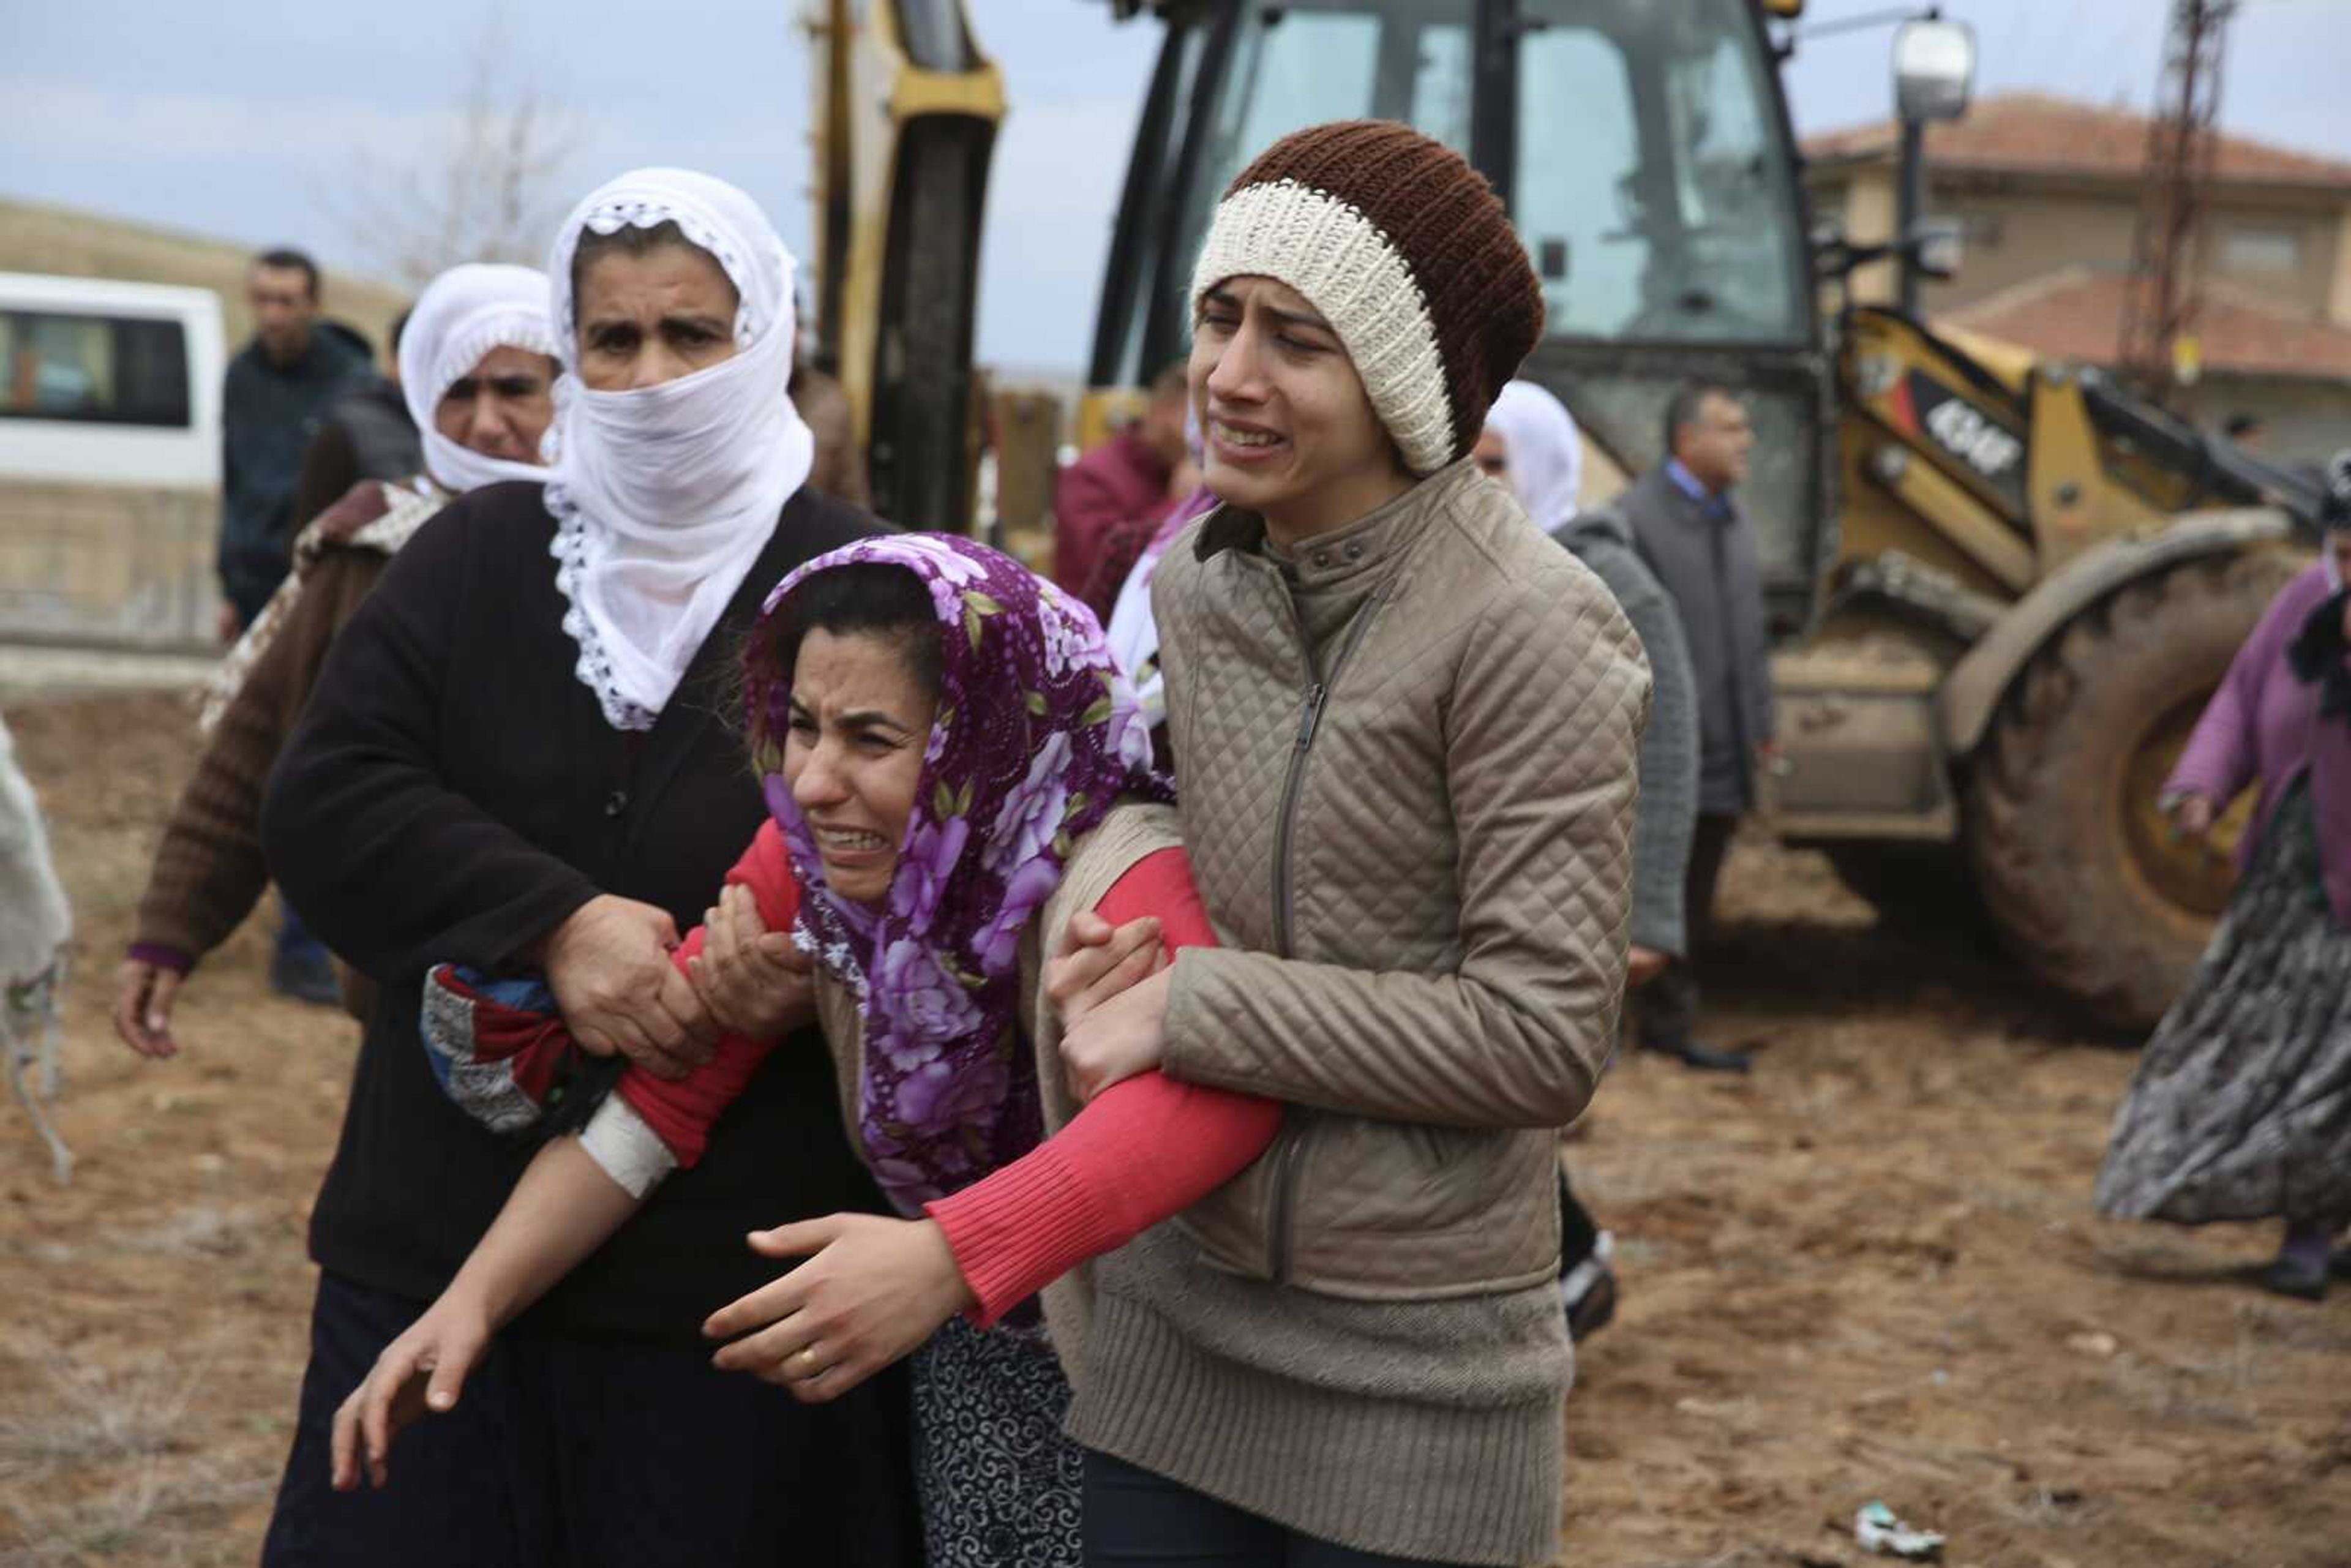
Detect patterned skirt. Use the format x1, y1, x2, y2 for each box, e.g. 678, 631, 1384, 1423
2096, 778, 2351, 1229
911, 1313, 1082, 1568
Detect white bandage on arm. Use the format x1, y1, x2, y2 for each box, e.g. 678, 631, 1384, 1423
577, 1093, 681, 1200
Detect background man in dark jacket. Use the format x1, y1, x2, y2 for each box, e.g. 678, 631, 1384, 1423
217, 247, 368, 640
1625, 380, 1774, 1073
216, 248, 370, 1006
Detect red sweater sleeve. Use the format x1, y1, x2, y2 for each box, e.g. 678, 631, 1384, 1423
924, 847, 1283, 1326
614, 820, 802, 1167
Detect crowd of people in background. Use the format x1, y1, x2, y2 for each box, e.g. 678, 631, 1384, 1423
18, 98, 2331, 1568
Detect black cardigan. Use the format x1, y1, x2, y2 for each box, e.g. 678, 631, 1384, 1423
263, 481, 887, 1341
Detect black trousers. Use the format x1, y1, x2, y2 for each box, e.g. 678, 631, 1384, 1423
1558, 1166, 1599, 1270
1637, 811, 1741, 1049
1082, 1450, 1455, 1567
261, 1272, 920, 1568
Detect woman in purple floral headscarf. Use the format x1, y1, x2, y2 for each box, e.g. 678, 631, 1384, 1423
334, 535, 1282, 1568
749, 533, 1170, 1212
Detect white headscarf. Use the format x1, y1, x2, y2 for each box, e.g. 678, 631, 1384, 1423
1485, 379, 1584, 533
398, 262, 560, 495
1103, 405, 1209, 729
545, 168, 816, 730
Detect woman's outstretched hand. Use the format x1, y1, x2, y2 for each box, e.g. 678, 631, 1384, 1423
111, 958, 185, 1058
329, 1292, 493, 1491
686, 883, 814, 1040
703, 1214, 973, 1403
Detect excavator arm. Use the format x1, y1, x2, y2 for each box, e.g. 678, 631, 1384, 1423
806, 0, 1003, 531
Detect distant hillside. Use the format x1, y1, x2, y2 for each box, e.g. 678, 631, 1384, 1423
0, 196, 409, 360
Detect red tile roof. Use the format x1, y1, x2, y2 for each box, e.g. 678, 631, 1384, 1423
1940, 266, 2351, 379
1804, 92, 2351, 187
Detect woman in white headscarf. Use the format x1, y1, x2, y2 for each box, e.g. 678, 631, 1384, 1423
541, 171, 816, 732
116, 262, 560, 1052
255, 173, 917, 1566
1477, 377, 1583, 528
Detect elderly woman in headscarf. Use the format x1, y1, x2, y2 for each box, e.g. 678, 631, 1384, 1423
114, 263, 558, 1051
326, 534, 1283, 1567
255, 173, 920, 1565
2098, 451, 2351, 1302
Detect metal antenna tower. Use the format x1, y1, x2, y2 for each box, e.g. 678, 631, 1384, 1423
2118, 0, 2236, 402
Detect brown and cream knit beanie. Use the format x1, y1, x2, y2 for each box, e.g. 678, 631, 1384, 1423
1190, 119, 1543, 476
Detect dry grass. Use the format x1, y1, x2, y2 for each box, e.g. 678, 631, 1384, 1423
4, 1463, 268, 1567
0, 690, 335, 1564
0, 1336, 268, 1567
0, 1341, 206, 1476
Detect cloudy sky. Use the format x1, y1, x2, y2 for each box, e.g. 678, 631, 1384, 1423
4, 1, 2345, 373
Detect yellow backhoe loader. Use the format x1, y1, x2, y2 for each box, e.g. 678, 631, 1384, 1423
809, 0, 2328, 1029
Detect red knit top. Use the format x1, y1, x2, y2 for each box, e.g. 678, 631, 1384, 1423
612, 820, 1280, 1325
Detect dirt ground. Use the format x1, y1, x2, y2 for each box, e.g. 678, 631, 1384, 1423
1, 689, 2345, 1567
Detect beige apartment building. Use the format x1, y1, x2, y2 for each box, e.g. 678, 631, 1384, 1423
1804, 92, 2351, 459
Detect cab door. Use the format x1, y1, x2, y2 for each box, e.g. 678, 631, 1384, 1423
1494, 0, 1831, 631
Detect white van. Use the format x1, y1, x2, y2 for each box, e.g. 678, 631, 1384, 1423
0, 272, 227, 647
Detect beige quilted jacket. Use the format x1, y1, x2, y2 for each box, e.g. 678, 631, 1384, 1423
1154, 457, 1649, 1300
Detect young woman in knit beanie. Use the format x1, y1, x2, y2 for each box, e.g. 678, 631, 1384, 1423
1042, 119, 1650, 1565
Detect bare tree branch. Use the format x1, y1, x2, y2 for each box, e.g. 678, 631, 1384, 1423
326, 9, 583, 288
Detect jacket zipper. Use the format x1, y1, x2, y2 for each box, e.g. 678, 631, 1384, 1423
1264, 576, 1389, 1283
1269, 590, 1382, 955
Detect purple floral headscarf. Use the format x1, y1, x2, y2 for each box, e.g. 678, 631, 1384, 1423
748, 534, 1170, 1213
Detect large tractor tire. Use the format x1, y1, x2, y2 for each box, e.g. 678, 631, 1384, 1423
1963, 549, 2301, 1032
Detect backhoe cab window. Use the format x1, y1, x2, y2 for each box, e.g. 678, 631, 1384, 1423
1514, 0, 1807, 345
1097, 0, 1809, 385
1168, 1, 1473, 332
